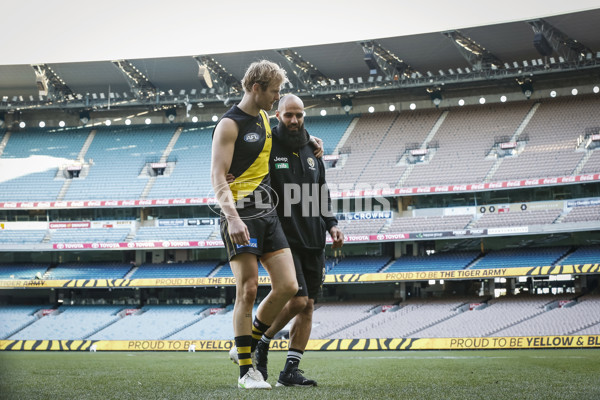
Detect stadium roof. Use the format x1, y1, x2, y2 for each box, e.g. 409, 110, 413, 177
1, 3, 599, 113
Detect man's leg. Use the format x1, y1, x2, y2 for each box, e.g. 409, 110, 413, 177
255, 295, 307, 380
257, 248, 298, 325
276, 299, 318, 387
252, 249, 297, 379
288, 298, 314, 353
230, 253, 271, 389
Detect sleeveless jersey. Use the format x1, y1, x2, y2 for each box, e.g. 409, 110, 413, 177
214, 105, 274, 216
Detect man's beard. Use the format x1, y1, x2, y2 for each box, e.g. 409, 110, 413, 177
278, 121, 309, 149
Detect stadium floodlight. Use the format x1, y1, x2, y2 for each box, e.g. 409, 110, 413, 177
166, 108, 176, 122
550, 90, 557, 97
593, 86, 599, 94
105, 119, 111, 126
192, 116, 199, 123
79, 111, 90, 124
571, 88, 578, 96
428, 87, 442, 108
388, 105, 395, 112
39, 121, 45, 128
517, 78, 534, 99
19, 121, 26, 128
211, 115, 218, 122
479, 97, 486, 104
500, 95, 507, 102
341, 97, 352, 113
368, 106, 375, 113
125, 119, 131, 125
59, 120, 65, 127
409, 103, 416, 110
458, 99, 465, 106
145, 118, 151, 125
320, 109, 327, 116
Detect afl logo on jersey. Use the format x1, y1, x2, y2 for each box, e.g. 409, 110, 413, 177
244, 132, 260, 142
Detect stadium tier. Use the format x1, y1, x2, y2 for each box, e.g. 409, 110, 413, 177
212, 262, 269, 277
469, 247, 570, 270
0, 129, 90, 201
0, 264, 49, 279
328, 256, 392, 274
8, 305, 124, 340
62, 125, 176, 200
0, 245, 599, 280
88, 305, 212, 340
133, 225, 217, 241
384, 252, 480, 272
46, 263, 134, 280
3, 296, 598, 341
1, 95, 599, 204
129, 261, 220, 279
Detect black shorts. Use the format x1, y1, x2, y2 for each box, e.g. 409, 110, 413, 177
220, 214, 289, 260
291, 249, 325, 300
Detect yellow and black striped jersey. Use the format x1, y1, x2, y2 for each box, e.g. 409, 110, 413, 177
213, 105, 274, 217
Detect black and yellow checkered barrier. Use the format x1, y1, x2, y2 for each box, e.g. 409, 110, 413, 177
2, 335, 599, 351
1, 264, 598, 289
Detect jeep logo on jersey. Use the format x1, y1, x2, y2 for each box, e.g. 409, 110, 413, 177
244, 132, 260, 142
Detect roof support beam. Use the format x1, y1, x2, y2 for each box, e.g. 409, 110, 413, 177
442, 30, 503, 71
31, 64, 75, 99
358, 40, 419, 80
112, 59, 157, 100
275, 49, 332, 93
528, 19, 593, 62
193, 56, 242, 99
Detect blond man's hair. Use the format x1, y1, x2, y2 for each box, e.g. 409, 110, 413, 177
241, 60, 287, 93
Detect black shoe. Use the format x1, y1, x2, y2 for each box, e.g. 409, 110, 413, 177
276, 367, 317, 387
255, 340, 269, 380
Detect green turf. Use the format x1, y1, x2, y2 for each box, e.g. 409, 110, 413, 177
1, 349, 598, 400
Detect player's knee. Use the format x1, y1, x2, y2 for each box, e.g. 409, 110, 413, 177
301, 299, 314, 318
278, 279, 298, 298
289, 296, 308, 315
237, 282, 258, 304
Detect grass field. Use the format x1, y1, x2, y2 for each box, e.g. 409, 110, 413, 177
1, 349, 599, 400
